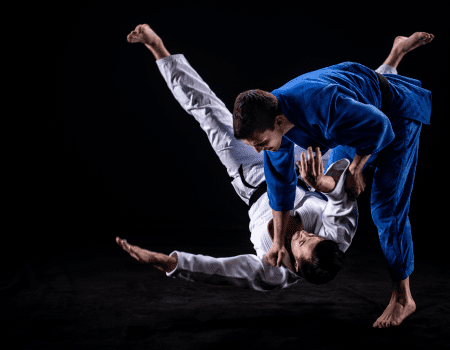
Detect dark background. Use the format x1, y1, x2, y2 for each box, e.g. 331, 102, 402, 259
3, 1, 449, 349
12, 0, 446, 255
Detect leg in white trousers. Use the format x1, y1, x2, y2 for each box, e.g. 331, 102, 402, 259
156, 54, 320, 205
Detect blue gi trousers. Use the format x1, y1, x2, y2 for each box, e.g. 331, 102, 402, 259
326, 116, 422, 281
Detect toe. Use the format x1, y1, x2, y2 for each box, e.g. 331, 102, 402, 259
373, 317, 382, 328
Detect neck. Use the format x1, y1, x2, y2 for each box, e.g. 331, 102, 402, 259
279, 113, 295, 134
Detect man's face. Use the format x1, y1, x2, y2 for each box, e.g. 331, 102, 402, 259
242, 127, 284, 153
291, 230, 325, 273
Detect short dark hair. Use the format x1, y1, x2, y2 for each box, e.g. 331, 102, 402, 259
297, 240, 347, 285
232, 89, 282, 140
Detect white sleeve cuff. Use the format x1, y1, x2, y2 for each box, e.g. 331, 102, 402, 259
322, 158, 351, 201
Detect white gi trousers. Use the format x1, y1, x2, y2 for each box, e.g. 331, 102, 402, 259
155, 55, 395, 291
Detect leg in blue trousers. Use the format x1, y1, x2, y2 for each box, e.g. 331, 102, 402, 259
327, 116, 421, 328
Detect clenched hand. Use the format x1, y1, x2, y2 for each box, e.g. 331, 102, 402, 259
264, 242, 289, 268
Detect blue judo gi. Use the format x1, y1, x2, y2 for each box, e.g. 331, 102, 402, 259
265, 61, 432, 281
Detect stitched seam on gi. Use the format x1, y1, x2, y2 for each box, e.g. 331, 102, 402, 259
392, 118, 410, 279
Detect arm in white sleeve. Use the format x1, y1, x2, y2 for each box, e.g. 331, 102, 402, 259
166, 251, 300, 292
318, 158, 359, 252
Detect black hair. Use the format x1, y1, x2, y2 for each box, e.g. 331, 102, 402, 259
296, 240, 347, 285
232, 89, 282, 140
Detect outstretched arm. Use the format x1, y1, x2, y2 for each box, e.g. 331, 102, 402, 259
116, 237, 177, 273
116, 237, 300, 292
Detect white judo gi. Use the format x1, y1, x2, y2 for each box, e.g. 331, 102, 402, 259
155, 54, 395, 291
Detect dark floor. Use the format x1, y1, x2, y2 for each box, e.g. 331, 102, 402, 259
1, 228, 449, 350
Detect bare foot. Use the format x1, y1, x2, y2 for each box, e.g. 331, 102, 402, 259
393, 32, 434, 54
373, 294, 417, 328
126, 24, 162, 47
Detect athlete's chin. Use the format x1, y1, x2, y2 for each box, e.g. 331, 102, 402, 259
267, 146, 280, 152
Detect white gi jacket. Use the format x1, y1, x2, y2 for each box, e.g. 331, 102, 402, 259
167, 158, 358, 291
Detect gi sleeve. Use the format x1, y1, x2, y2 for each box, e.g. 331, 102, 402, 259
264, 136, 297, 211
166, 251, 301, 292
318, 158, 358, 253
312, 85, 396, 156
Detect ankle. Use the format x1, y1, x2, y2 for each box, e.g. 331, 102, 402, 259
146, 40, 170, 60
144, 39, 162, 50
391, 287, 413, 303
392, 292, 413, 303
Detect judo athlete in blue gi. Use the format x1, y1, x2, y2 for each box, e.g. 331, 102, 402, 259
117, 24, 434, 328
233, 32, 434, 328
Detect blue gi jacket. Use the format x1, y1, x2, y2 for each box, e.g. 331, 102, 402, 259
265, 62, 432, 211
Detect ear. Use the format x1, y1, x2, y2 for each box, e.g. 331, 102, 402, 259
275, 114, 283, 125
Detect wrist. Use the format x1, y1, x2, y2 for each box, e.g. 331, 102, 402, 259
350, 153, 371, 172
273, 239, 284, 247
316, 176, 335, 193
348, 164, 357, 173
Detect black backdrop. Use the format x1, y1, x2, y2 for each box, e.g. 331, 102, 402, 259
3, 1, 449, 348
13, 0, 446, 258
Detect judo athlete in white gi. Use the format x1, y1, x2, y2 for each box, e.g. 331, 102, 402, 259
116, 24, 434, 328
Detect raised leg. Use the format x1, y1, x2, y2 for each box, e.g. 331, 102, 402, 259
127, 24, 270, 205
375, 32, 434, 74
127, 24, 170, 60
128, 24, 256, 177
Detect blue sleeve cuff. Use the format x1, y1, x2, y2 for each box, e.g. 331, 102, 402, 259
268, 199, 296, 212
264, 137, 297, 211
